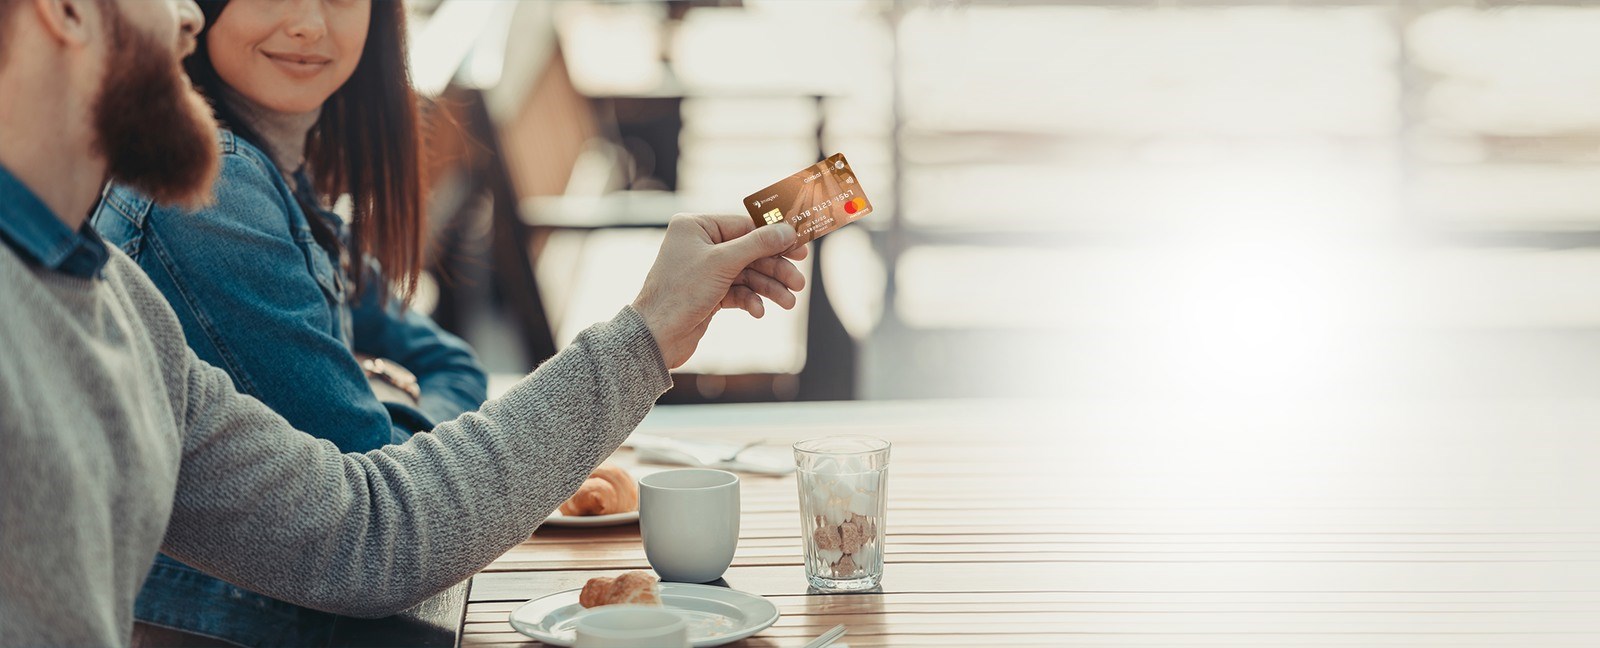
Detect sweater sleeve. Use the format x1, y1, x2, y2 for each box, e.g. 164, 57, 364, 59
160, 306, 671, 618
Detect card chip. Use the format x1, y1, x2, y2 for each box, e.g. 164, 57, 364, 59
761, 208, 784, 225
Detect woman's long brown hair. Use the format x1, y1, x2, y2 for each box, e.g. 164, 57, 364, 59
187, 0, 425, 302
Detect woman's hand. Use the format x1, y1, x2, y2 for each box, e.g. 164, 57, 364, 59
631, 215, 807, 369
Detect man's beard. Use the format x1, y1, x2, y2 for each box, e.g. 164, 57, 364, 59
90, 11, 220, 210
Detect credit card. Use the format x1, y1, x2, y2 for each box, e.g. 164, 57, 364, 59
743, 153, 872, 246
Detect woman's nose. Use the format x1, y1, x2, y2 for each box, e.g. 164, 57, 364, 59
283, 0, 328, 42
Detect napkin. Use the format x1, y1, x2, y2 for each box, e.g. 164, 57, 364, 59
624, 434, 795, 475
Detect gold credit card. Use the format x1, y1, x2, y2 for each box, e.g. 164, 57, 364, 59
743, 153, 872, 246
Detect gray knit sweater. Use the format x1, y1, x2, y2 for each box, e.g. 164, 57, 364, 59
0, 245, 672, 646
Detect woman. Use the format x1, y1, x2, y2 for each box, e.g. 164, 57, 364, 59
92, 1, 487, 645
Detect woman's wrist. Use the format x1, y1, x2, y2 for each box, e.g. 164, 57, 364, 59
360, 357, 421, 403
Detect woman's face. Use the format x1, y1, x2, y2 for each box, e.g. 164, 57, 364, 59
206, 0, 371, 114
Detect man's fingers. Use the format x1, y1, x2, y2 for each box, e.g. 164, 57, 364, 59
687, 213, 759, 242
714, 221, 797, 268
681, 213, 807, 263
722, 286, 765, 318
739, 268, 798, 310
749, 257, 805, 292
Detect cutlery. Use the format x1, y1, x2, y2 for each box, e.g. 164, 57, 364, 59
801, 623, 847, 648
720, 438, 767, 463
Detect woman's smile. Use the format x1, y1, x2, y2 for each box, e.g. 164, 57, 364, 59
261, 50, 332, 79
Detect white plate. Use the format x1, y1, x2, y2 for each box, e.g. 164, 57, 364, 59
508, 583, 779, 647
541, 510, 640, 527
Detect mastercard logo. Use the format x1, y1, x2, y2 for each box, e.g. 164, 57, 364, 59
843, 197, 868, 215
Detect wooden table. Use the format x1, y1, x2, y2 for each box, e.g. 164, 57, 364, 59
453, 398, 1600, 646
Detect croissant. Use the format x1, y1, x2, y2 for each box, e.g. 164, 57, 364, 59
579, 571, 661, 608
559, 463, 639, 516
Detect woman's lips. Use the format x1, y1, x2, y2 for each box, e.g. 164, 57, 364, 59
262, 51, 331, 78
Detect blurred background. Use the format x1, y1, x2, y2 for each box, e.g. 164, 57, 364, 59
401, 0, 1600, 407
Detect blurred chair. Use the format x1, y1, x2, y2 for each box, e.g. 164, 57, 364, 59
417, 2, 856, 403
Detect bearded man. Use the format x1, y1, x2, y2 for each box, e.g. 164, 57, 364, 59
0, 1, 803, 645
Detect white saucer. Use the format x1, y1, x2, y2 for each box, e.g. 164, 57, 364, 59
541, 510, 640, 527
508, 583, 780, 647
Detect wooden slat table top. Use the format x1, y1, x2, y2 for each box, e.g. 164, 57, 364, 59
457, 399, 1600, 647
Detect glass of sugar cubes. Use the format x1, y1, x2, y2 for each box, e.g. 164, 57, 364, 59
793, 436, 891, 592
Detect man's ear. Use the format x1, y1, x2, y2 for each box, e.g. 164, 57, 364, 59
30, 0, 95, 48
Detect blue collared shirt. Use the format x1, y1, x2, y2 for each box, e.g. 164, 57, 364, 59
0, 162, 110, 278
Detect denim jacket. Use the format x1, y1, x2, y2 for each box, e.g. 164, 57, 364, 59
91, 131, 488, 646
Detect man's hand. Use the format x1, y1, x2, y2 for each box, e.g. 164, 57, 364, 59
632, 214, 807, 369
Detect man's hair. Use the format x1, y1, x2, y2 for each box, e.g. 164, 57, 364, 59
92, 0, 220, 209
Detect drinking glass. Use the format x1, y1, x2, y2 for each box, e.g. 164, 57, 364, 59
793, 436, 890, 591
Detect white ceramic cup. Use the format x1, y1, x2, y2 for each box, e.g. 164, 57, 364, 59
572, 605, 689, 648
639, 468, 740, 583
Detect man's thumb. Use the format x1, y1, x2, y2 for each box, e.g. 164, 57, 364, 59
719, 222, 797, 265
